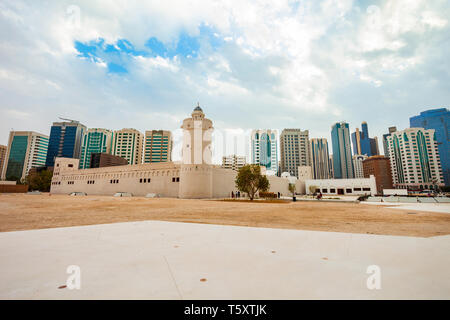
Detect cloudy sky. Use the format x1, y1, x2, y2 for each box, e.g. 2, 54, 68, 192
1, 0, 449, 162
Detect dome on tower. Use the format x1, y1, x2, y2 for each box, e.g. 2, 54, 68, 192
193, 102, 203, 113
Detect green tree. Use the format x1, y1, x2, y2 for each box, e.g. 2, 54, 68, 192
235, 165, 270, 200
288, 183, 296, 196
309, 185, 317, 195
25, 169, 53, 192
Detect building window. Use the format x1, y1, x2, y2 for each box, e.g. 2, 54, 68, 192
363, 188, 371, 191
346, 189, 352, 193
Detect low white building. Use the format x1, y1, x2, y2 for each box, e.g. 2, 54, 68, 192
222, 154, 246, 171
305, 176, 377, 196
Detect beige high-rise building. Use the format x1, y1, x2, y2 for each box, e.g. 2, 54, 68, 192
0, 145, 7, 178
280, 129, 310, 178
112, 128, 143, 165
222, 155, 246, 171
144, 130, 172, 163
387, 128, 444, 190
1, 131, 49, 181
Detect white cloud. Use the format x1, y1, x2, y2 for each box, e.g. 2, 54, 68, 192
0, 0, 449, 154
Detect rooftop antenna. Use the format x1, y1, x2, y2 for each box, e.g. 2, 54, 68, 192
59, 117, 79, 123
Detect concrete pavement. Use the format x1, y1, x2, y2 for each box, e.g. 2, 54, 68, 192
0, 221, 449, 299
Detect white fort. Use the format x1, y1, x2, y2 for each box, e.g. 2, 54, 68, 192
50, 105, 377, 198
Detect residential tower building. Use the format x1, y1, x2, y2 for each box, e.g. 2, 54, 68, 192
144, 130, 172, 163
280, 129, 310, 177
112, 128, 143, 165
45, 119, 86, 167
310, 138, 330, 179
331, 122, 354, 179
363, 155, 393, 194
251, 129, 278, 174
222, 155, 246, 171
79, 128, 113, 169
410, 108, 449, 186
2, 131, 49, 181
382, 126, 397, 157
352, 154, 368, 178
387, 128, 444, 190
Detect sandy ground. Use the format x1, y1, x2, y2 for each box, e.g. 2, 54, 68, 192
1, 194, 449, 237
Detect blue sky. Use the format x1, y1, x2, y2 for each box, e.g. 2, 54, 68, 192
0, 0, 449, 162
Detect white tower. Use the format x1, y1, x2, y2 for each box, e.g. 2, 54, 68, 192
181, 103, 213, 165
179, 104, 214, 199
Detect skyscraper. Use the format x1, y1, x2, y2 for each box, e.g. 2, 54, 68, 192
79, 128, 114, 169
112, 128, 144, 165
351, 122, 372, 156
280, 129, 310, 177
1, 131, 49, 181
310, 138, 330, 179
251, 129, 278, 174
352, 154, 368, 178
331, 122, 354, 179
387, 128, 444, 190
45, 119, 86, 167
382, 126, 397, 157
370, 136, 380, 156
144, 130, 172, 163
329, 154, 334, 178
410, 108, 449, 186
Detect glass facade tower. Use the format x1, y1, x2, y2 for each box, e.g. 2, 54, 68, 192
251, 129, 278, 174
331, 122, 354, 179
79, 128, 113, 169
144, 130, 172, 163
410, 108, 449, 186
1, 131, 49, 181
45, 120, 86, 167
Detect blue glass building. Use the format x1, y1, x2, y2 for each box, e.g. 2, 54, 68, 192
45, 120, 86, 167
251, 129, 278, 174
410, 108, 449, 186
351, 122, 375, 156
331, 122, 354, 179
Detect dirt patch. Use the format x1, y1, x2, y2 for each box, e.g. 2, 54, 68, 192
0, 194, 449, 237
